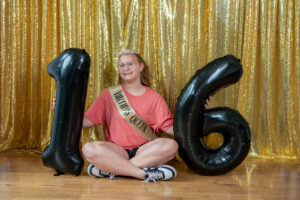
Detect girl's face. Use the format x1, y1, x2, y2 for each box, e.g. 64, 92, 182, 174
118, 55, 144, 84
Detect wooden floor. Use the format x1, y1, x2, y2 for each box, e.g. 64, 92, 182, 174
0, 153, 299, 200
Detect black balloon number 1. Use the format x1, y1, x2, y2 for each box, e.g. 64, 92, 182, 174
42, 48, 90, 176
174, 55, 251, 175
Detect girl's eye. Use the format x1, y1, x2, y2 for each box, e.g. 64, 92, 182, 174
119, 62, 135, 68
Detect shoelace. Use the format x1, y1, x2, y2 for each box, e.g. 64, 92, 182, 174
99, 170, 115, 179
143, 170, 164, 183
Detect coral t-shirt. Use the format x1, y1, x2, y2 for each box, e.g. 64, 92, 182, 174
84, 84, 173, 149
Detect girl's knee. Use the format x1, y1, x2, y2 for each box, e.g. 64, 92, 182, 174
82, 141, 105, 160
156, 138, 178, 156
167, 139, 179, 155
82, 142, 94, 160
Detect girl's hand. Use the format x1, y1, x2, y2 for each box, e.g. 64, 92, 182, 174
204, 96, 212, 109
52, 92, 56, 110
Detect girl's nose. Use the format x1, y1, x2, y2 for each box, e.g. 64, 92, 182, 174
124, 64, 129, 70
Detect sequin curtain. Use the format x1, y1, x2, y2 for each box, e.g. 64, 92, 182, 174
0, 0, 299, 160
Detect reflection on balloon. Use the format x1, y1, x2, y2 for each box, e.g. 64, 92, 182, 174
42, 48, 90, 176
174, 55, 251, 175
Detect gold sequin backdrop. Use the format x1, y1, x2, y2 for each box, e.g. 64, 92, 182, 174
0, 0, 299, 161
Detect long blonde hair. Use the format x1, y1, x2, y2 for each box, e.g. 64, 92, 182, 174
118, 49, 152, 87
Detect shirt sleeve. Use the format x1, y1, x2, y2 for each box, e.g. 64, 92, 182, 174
150, 94, 174, 133
84, 90, 107, 125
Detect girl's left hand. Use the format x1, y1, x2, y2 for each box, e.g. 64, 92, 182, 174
204, 96, 212, 109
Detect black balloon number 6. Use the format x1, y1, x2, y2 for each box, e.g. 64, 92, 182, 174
174, 55, 251, 175
42, 48, 90, 176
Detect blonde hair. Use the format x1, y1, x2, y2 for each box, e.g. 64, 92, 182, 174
118, 49, 152, 87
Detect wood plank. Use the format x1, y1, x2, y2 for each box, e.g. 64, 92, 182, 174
0, 153, 299, 200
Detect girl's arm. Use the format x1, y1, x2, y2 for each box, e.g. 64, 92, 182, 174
82, 116, 95, 128
165, 126, 174, 136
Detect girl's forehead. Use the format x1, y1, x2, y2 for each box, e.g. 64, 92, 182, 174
119, 55, 137, 62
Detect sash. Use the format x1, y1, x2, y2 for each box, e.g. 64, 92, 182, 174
109, 85, 158, 141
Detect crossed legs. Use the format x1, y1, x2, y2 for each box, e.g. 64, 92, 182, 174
82, 138, 178, 180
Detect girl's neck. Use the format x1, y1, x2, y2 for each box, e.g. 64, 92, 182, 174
123, 82, 146, 96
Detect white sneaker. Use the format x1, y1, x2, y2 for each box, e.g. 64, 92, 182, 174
143, 165, 177, 183
87, 164, 115, 179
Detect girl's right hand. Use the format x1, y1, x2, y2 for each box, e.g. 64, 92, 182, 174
52, 92, 56, 110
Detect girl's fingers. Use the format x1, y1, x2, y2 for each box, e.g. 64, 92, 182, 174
52, 91, 57, 110
204, 97, 212, 109
208, 96, 212, 102
52, 98, 56, 109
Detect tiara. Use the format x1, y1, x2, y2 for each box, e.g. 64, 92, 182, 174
118, 49, 138, 56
